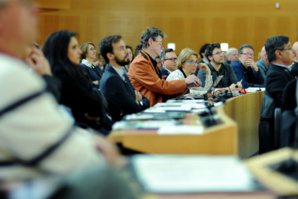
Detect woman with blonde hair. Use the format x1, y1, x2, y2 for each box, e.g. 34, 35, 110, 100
166, 48, 213, 95
80, 42, 103, 88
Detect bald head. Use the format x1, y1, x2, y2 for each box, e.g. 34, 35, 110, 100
260, 46, 270, 66
0, 0, 38, 58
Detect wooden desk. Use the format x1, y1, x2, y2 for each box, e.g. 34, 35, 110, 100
108, 91, 264, 157
246, 147, 298, 196
224, 91, 264, 158
108, 105, 238, 155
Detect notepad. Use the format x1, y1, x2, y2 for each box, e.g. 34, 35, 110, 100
131, 155, 257, 193
158, 125, 203, 135
112, 120, 182, 130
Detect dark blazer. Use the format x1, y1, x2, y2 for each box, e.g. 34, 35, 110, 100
282, 79, 297, 112
160, 67, 170, 78
100, 64, 150, 121
265, 64, 295, 107
231, 60, 264, 88
80, 63, 103, 88
259, 63, 295, 154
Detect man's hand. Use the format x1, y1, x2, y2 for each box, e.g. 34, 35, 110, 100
25, 47, 52, 75
229, 82, 242, 91
245, 59, 259, 72
185, 75, 201, 87
135, 90, 142, 101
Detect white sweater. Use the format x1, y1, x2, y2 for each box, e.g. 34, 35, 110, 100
0, 54, 106, 182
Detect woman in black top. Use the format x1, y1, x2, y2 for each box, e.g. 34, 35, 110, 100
80, 42, 103, 88
42, 30, 112, 135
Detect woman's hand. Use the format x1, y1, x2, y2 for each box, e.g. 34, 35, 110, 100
198, 63, 211, 75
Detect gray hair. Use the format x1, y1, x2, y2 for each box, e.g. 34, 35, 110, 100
160, 48, 174, 60
227, 47, 238, 55
239, 44, 254, 54
140, 27, 166, 49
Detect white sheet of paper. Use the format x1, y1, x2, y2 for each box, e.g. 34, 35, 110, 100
158, 125, 203, 135
132, 155, 256, 193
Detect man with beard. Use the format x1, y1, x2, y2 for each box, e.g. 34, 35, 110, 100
99, 35, 150, 121
198, 43, 242, 91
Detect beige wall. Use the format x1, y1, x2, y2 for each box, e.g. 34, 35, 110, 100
36, 0, 298, 58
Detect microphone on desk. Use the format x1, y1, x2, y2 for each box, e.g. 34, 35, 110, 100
257, 84, 262, 92
200, 102, 217, 127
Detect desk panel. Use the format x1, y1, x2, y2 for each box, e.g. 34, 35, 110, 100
224, 91, 264, 158
108, 104, 238, 155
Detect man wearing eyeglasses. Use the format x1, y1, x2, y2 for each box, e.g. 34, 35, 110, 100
160, 48, 178, 78
128, 27, 201, 106
259, 35, 295, 154
231, 44, 264, 88
198, 43, 241, 92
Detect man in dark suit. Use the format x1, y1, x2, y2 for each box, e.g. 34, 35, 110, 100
259, 35, 295, 154
99, 35, 150, 121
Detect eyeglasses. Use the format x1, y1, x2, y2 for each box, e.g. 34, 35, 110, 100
164, 57, 177, 62
185, 61, 200, 65
153, 40, 163, 47
89, 48, 96, 51
241, 53, 254, 57
2, 0, 33, 8
212, 51, 223, 56
281, 47, 292, 51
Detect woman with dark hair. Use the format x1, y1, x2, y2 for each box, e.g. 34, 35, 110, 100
42, 30, 112, 135
80, 42, 103, 88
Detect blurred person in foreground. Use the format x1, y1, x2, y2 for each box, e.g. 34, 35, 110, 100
0, 0, 136, 198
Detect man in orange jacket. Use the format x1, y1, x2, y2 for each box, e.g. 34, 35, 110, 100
128, 27, 201, 106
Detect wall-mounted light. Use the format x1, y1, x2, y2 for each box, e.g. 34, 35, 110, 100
221, 43, 229, 52
167, 43, 176, 51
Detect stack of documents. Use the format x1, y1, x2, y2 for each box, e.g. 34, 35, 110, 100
131, 155, 258, 193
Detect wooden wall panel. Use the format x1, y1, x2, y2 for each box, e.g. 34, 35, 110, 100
36, 0, 298, 59
35, 0, 71, 9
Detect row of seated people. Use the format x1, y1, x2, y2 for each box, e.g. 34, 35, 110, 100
27, 28, 298, 156
161, 43, 264, 90
2, 0, 298, 196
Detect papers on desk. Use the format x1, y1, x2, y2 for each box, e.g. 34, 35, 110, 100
246, 87, 265, 93
153, 103, 193, 112
112, 120, 182, 130
145, 101, 208, 113
123, 112, 186, 121
131, 155, 257, 193
167, 99, 204, 103
158, 125, 203, 135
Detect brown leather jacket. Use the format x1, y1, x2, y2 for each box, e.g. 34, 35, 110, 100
128, 51, 186, 106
